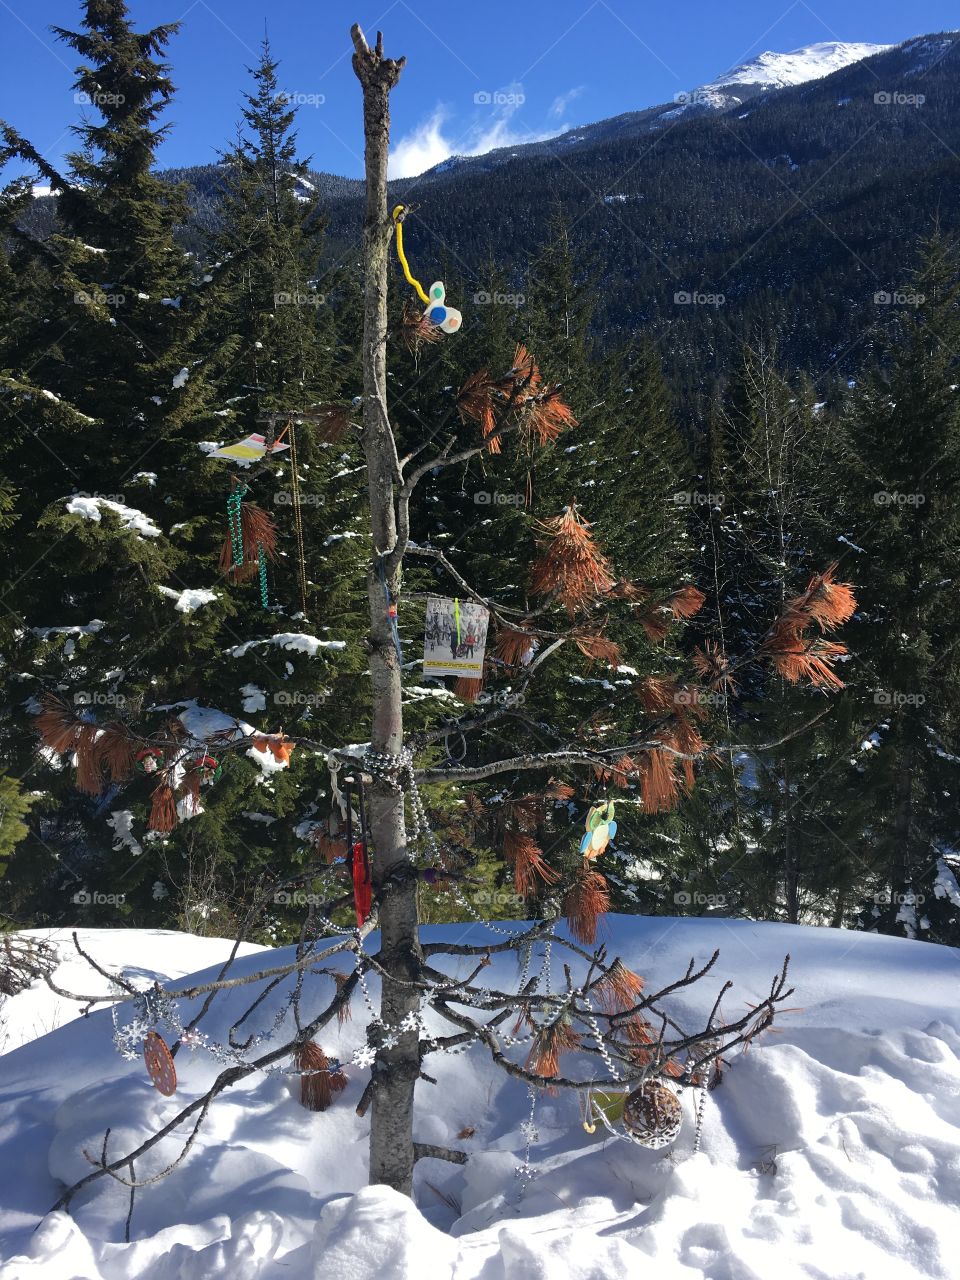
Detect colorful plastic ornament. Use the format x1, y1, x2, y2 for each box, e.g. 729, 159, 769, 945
579, 800, 617, 859
392, 204, 462, 336
423, 281, 462, 334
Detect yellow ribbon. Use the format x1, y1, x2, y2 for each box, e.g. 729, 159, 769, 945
392, 204, 430, 305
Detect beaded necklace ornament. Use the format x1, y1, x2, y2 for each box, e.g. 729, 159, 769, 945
223, 481, 273, 610
689, 1038, 720, 1155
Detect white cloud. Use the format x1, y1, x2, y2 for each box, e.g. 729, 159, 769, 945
389, 107, 453, 180
549, 86, 584, 119
389, 87, 567, 179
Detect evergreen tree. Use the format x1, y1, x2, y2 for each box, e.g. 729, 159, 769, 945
0, 5, 365, 934
207, 39, 335, 419
686, 342, 867, 924
843, 234, 960, 944
0, 0, 205, 920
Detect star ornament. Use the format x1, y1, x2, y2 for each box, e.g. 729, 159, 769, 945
424, 281, 462, 335
579, 800, 617, 859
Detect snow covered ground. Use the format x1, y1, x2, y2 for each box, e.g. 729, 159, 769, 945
0, 918, 958, 1278
0, 929, 267, 1055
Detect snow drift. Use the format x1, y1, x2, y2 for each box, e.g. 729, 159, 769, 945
0, 918, 957, 1278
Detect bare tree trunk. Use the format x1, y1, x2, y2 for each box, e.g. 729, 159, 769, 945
351, 24, 421, 1195
830, 889, 845, 929
890, 740, 914, 913
782, 757, 799, 924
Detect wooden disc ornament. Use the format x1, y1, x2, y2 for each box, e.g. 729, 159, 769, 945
622, 1080, 682, 1148
144, 1030, 177, 1096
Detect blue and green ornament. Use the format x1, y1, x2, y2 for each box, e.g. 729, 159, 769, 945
579, 800, 617, 859
424, 281, 462, 335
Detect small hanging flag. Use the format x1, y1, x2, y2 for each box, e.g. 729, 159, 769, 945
208, 433, 291, 463
423, 596, 489, 678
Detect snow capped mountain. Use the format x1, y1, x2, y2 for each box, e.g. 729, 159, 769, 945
412, 38, 903, 176
666, 40, 891, 118
707, 41, 891, 92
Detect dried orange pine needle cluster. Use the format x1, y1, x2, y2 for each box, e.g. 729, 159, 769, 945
458, 344, 577, 454
761, 563, 857, 690
530, 505, 616, 615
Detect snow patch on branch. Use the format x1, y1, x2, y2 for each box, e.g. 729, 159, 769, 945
107, 810, 142, 857
64, 496, 160, 538
32, 620, 106, 640
933, 857, 960, 908
227, 633, 346, 659
240, 684, 267, 713
156, 586, 219, 613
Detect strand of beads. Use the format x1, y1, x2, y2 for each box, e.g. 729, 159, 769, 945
689, 1038, 719, 1155
111, 970, 309, 1070
227, 484, 246, 569
580, 993, 622, 1085
360, 744, 535, 939
257, 543, 269, 609
514, 1088, 539, 1197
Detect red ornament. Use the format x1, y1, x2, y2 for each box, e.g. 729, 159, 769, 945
189, 754, 222, 784
144, 1031, 177, 1096
352, 840, 372, 926
135, 747, 165, 775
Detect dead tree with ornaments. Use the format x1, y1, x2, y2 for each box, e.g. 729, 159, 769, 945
36, 23, 857, 1210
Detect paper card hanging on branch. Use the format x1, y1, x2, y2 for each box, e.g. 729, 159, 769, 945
208, 433, 290, 463
423, 596, 489, 678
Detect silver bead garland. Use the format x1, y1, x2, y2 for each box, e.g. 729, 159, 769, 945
107, 737, 706, 1176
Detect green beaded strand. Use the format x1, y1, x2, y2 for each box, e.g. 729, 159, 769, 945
226, 485, 248, 569
258, 543, 269, 610
227, 483, 268, 610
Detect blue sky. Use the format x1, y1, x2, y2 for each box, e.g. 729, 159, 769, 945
1, 0, 958, 179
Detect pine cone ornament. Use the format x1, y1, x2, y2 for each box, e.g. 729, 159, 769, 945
622, 1080, 683, 1148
